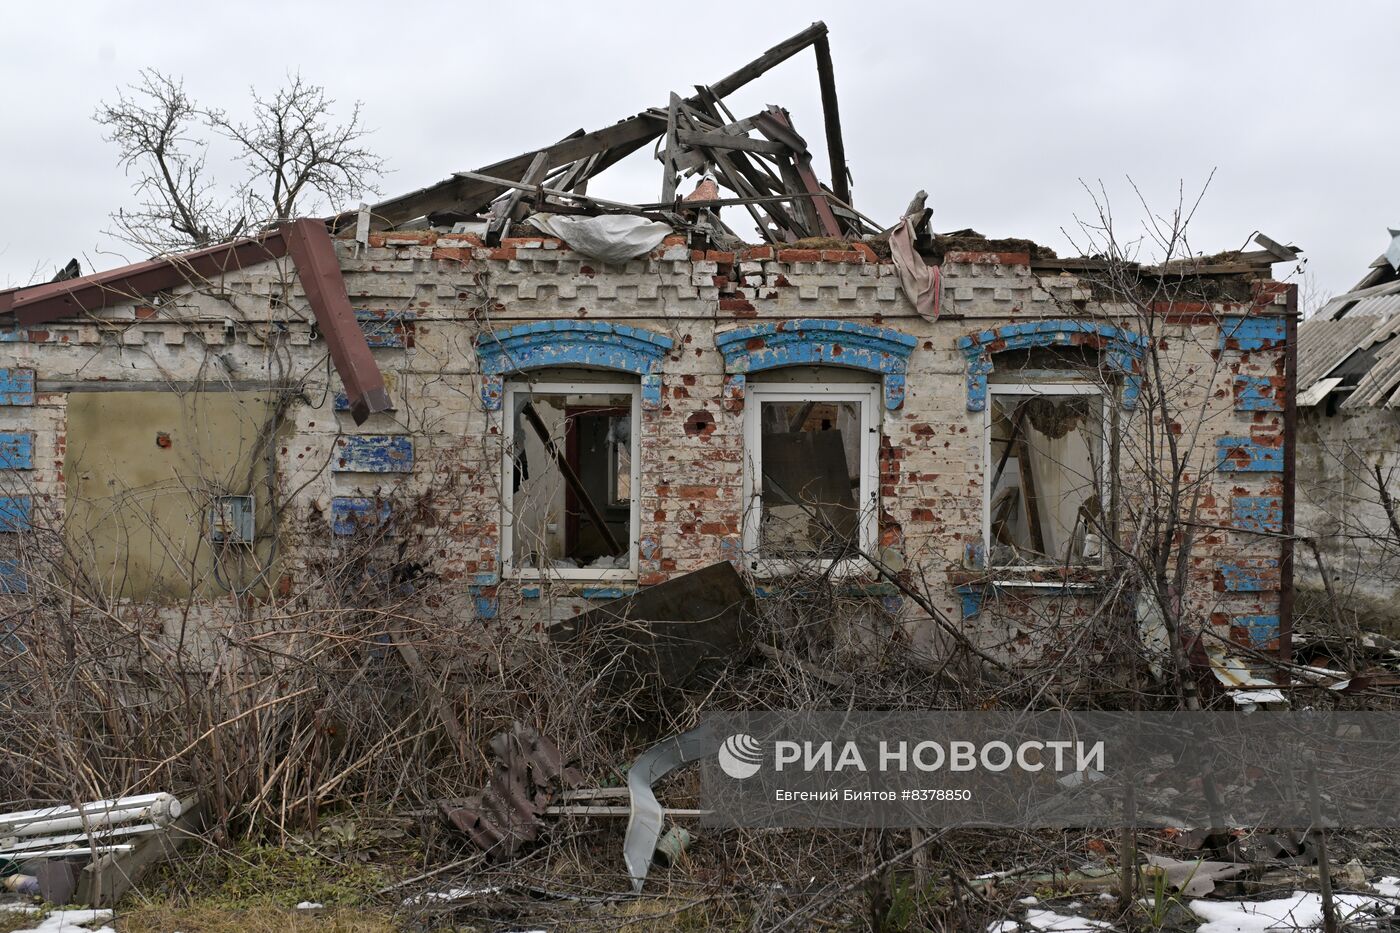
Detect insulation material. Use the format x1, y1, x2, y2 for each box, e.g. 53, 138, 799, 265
527, 212, 673, 263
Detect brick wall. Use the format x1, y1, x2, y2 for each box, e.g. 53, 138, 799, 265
0, 231, 1295, 662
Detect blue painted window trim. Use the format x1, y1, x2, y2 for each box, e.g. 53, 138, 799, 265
714, 319, 917, 410
475, 321, 674, 411
956, 319, 1148, 412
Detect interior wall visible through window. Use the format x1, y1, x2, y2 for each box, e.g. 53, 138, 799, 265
987, 386, 1106, 569
504, 374, 640, 578
742, 372, 879, 572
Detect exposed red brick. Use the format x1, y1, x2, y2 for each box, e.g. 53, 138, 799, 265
677, 484, 719, 499
720, 298, 756, 314
431, 247, 473, 261
850, 242, 879, 263
741, 246, 774, 261
777, 248, 821, 262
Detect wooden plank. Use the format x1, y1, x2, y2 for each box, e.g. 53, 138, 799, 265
813, 34, 851, 204
362, 23, 831, 228
754, 108, 842, 237
661, 93, 681, 204
708, 21, 827, 99
676, 129, 787, 155
487, 149, 549, 246
521, 402, 622, 554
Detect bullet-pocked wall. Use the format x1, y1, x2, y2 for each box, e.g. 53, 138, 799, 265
0, 231, 1295, 663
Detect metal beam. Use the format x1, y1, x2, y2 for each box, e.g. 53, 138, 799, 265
4, 232, 289, 328
282, 219, 391, 425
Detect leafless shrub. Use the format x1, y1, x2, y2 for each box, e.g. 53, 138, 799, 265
95, 69, 383, 253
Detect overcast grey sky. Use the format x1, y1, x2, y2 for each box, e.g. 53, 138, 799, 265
3, 1, 1396, 308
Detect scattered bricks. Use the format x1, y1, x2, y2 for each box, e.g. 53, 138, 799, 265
850, 242, 878, 263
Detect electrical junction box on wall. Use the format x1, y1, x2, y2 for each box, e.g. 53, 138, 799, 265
209, 495, 255, 544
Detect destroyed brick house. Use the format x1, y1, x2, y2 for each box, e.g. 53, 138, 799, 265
1297, 233, 1400, 630
0, 22, 1299, 678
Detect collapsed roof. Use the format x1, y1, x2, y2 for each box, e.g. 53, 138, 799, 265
342, 21, 878, 247
1299, 234, 1400, 410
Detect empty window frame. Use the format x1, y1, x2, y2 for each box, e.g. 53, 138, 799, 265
742, 380, 880, 573
503, 377, 640, 579
985, 384, 1107, 569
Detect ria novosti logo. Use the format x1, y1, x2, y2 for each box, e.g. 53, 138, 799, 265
718, 733, 764, 779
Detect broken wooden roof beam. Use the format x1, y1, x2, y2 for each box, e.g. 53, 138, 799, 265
353, 22, 836, 232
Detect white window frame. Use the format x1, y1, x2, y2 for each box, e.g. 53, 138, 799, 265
983, 382, 1109, 574
502, 379, 641, 582
741, 381, 881, 577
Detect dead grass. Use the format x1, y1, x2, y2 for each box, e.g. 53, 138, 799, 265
115, 904, 399, 933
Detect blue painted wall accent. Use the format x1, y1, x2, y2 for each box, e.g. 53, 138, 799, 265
1235, 614, 1279, 647
480, 375, 504, 412
956, 320, 1148, 411
715, 319, 917, 410
1233, 375, 1283, 412
0, 432, 34, 470
1219, 316, 1286, 351
354, 309, 415, 348
1219, 559, 1280, 592
580, 586, 638, 599
520, 585, 542, 600
1216, 437, 1284, 472
468, 586, 499, 619
641, 374, 663, 411
330, 497, 392, 535
333, 435, 414, 473
956, 584, 985, 619
0, 326, 27, 343
0, 559, 25, 594
0, 368, 35, 406
0, 496, 33, 532
476, 321, 674, 377
1232, 496, 1283, 533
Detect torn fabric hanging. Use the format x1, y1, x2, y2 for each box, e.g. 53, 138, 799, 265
889, 213, 942, 321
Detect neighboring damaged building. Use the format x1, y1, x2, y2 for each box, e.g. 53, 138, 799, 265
0, 24, 1300, 676
1297, 231, 1400, 629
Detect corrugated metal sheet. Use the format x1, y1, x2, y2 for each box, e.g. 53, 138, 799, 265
1348, 337, 1400, 408
1315, 279, 1400, 320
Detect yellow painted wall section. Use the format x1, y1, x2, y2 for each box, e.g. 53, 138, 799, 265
64, 391, 279, 601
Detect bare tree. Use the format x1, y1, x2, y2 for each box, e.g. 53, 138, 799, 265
95, 70, 384, 254
95, 70, 237, 251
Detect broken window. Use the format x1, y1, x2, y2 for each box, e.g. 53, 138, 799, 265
743, 378, 879, 570
504, 376, 639, 578
987, 387, 1106, 568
